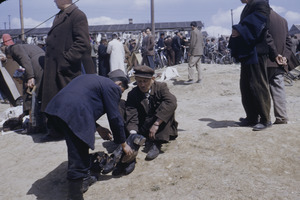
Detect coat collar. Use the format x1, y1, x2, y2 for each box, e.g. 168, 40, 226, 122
48, 4, 78, 35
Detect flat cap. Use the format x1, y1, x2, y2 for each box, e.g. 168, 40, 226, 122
134, 65, 154, 78
108, 69, 127, 80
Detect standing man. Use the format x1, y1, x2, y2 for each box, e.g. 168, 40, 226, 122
141, 27, 155, 69
98, 38, 110, 77
41, 0, 95, 112
229, 0, 271, 131
172, 31, 182, 65
126, 65, 178, 160
106, 33, 126, 73
185, 21, 204, 84
267, 8, 293, 125
45, 71, 133, 199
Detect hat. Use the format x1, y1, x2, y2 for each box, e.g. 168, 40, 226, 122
2, 34, 14, 46
134, 65, 154, 78
108, 69, 129, 89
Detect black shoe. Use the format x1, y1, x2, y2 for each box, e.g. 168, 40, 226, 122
196, 79, 201, 83
252, 122, 272, 131
102, 145, 123, 174
145, 142, 161, 161
236, 118, 257, 127
124, 161, 136, 175
82, 175, 97, 193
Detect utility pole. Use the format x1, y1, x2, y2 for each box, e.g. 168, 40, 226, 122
151, 0, 155, 36
231, 9, 234, 26
19, 0, 25, 41
4, 22, 6, 29
8, 15, 11, 29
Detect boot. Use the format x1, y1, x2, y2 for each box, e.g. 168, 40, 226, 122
102, 145, 123, 174
121, 134, 146, 163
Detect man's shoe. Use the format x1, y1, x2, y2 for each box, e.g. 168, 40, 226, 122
82, 175, 97, 193
39, 132, 65, 142
124, 161, 136, 175
273, 119, 288, 124
196, 79, 201, 83
112, 160, 136, 176
145, 142, 161, 161
184, 79, 194, 84
252, 122, 272, 131
236, 118, 257, 127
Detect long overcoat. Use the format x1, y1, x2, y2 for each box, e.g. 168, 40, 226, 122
41, 4, 95, 111
126, 81, 178, 142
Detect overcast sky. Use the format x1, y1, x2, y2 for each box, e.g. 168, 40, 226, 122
0, 0, 299, 37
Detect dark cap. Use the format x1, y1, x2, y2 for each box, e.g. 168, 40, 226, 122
134, 65, 154, 78
108, 69, 129, 89
108, 69, 127, 79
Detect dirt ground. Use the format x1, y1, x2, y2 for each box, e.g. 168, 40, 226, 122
0, 63, 299, 200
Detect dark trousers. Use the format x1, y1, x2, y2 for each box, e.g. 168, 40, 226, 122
48, 116, 90, 180
240, 55, 271, 124
143, 55, 155, 69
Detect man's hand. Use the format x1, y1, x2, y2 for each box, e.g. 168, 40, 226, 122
121, 142, 133, 156
231, 29, 240, 38
275, 54, 287, 66
27, 78, 35, 88
149, 125, 159, 140
96, 126, 113, 140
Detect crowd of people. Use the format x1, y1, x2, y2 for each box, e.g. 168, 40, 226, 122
0, 0, 300, 199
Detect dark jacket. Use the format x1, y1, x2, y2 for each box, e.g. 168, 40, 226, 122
45, 74, 126, 149
41, 4, 95, 111
126, 81, 178, 142
229, 0, 270, 64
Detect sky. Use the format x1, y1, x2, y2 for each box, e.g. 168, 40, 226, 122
0, 0, 300, 37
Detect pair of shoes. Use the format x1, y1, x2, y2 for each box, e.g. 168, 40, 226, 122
82, 175, 97, 193
145, 142, 161, 160
184, 79, 194, 84
196, 79, 201, 83
252, 122, 272, 131
273, 119, 288, 124
112, 160, 136, 176
236, 117, 258, 127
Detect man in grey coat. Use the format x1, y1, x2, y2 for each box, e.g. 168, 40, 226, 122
41, 0, 95, 112
185, 21, 204, 84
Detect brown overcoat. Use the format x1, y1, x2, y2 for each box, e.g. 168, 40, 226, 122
126, 81, 178, 142
41, 4, 95, 111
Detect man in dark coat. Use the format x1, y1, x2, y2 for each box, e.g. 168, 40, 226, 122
98, 38, 110, 77
229, 0, 271, 131
45, 71, 133, 199
41, 0, 95, 112
172, 31, 182, 65
266, 8, 293, 125
126, 65, 178, 160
